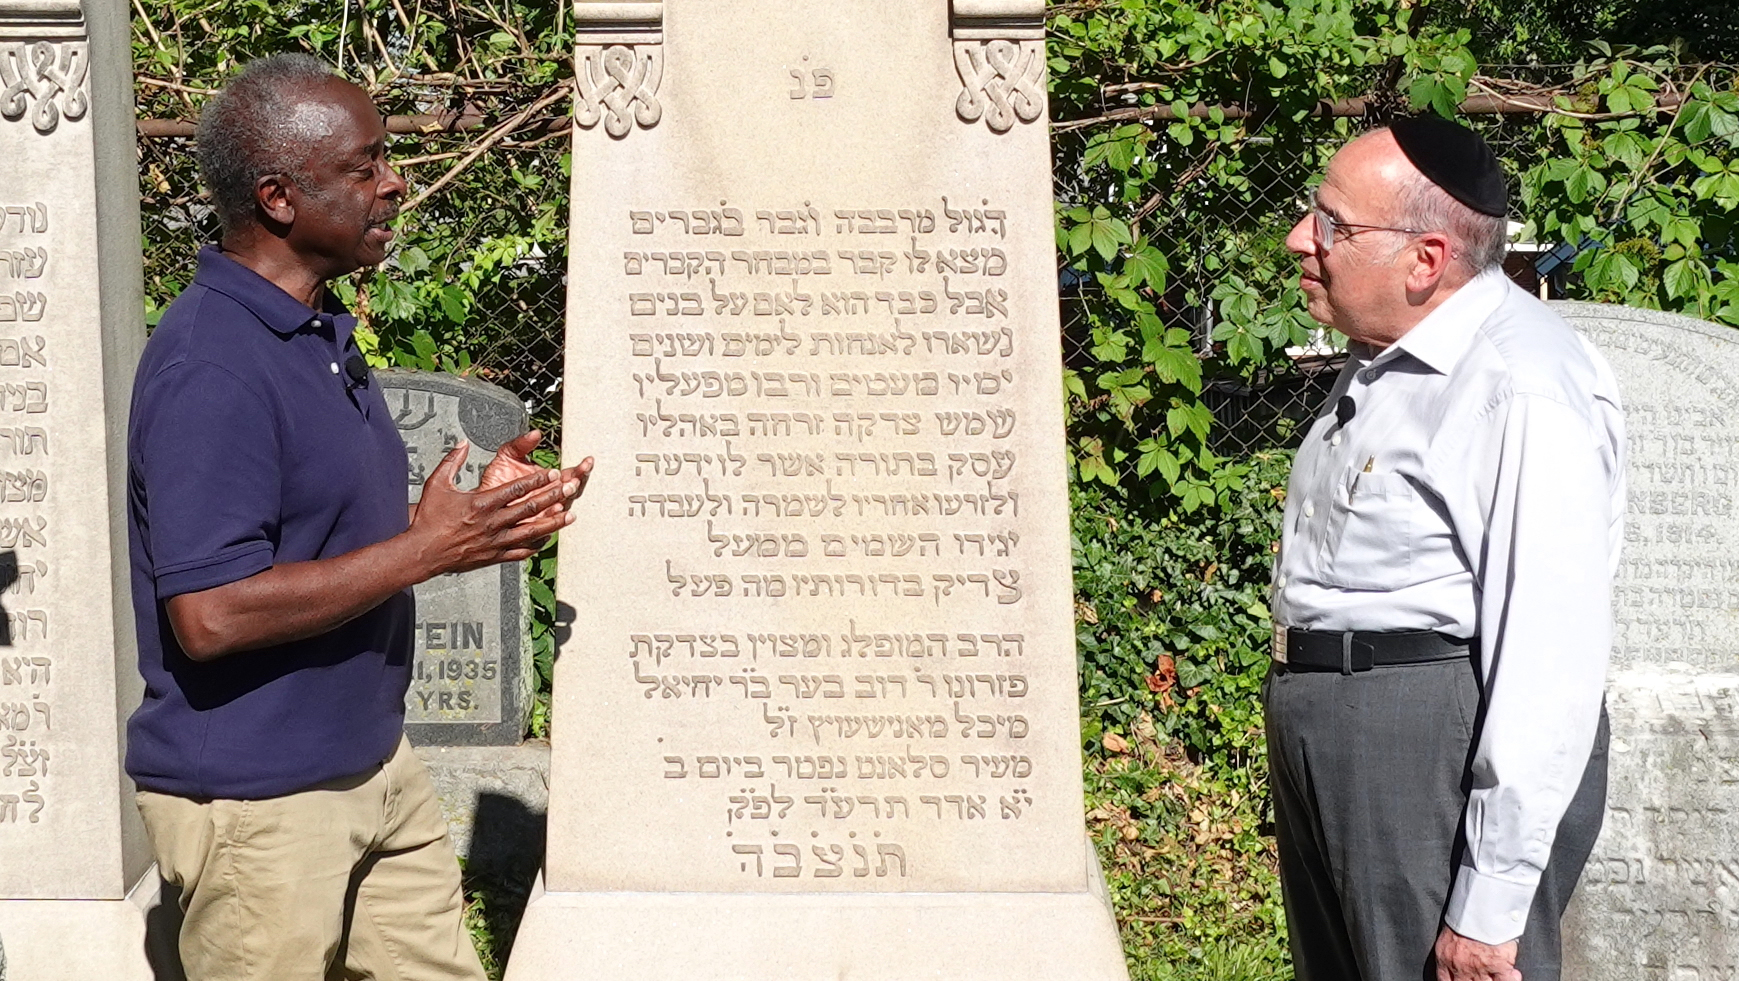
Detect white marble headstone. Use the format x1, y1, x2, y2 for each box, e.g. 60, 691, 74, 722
0, 0, 164, 977
1559, 302, 1739, 980
505, 1, 1126, 978
379, 370, 532, 746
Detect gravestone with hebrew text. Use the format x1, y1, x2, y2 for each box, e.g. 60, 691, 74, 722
379, 370, 532, 747
1557, 303, 1739, 980
503, 1, 1127, 978
0, 0, 164, 978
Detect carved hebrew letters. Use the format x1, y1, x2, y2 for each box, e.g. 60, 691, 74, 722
0, 2, 78, 876
1551, 307, 1739, 977
586, 190, 1049, 890
548, 0, 1090, 905
0, 41, 88, 134
576, 45, 663, 138
952, 40, 1044, 133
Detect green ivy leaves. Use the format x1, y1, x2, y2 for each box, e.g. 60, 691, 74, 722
1521, 58, 1739, 324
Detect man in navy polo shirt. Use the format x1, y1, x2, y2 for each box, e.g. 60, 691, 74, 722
125, 54, 590, 981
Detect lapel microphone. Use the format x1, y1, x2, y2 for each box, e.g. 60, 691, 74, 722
1335, 395, 1356, 428
343, 355, 370, 392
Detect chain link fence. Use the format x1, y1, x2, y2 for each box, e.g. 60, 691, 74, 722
139, 65, 1737, 458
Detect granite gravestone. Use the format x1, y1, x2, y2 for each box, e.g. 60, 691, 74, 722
379, 370, 532, 747
0, 0, 162, 977
1557, 302, 1739, 980
504, 1, 1126, 978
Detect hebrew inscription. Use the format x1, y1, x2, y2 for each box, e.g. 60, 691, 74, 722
598, 200, 1041, 886
562, 186, 1075, 891
1570, 311, 1739, 672
553, 0, 1080, 902
1560, 304, 1739, 979
0, 196, 53, 839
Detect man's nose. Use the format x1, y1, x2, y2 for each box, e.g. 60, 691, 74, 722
1284, 212, 1316, 257
381, 163, 407, 201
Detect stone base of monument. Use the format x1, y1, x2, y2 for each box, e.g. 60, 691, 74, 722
0, 871, 182, 981
1562, 667, 1739, 979
504, 839, 1127, 981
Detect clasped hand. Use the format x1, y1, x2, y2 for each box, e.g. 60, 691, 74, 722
1434, 927, 1521, 981
409, 429, 593, 577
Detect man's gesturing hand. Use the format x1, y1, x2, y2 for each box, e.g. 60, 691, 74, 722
478, 429, 593, 516
409, 442, 575, 576
1435, 927, 1521, 981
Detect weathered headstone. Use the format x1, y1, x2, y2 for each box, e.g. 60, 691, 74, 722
0, 0, 162, 977
505, 1, 1126, 978
1558, 302, 1739, 980
379, 369, 532, 746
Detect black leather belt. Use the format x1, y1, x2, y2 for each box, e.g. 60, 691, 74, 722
1275, 628, 1476, 674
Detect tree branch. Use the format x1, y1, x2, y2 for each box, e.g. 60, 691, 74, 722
399, 84, 570, 214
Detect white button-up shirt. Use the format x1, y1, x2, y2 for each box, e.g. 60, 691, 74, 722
1273, 269, 1626, 945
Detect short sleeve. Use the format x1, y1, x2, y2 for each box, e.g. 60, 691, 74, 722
134, 361, 282, 598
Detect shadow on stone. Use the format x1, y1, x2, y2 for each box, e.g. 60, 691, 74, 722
552, 602, 574, 650
462, 790, 547, 965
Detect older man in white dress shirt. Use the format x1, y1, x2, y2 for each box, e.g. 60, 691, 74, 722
1266, 117, 1625, 981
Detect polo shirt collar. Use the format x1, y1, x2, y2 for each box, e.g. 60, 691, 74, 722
192, 245, 355, 338
1376, 266, 1511, 375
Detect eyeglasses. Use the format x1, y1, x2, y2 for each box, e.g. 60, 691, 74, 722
1308, 191, 1425, 256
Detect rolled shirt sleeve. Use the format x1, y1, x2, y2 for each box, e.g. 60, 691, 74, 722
135, 361, 283, 598
1442, 391, 1618, 944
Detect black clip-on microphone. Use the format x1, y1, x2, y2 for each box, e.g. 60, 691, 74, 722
1334, 394, 1356, 429
343, 354, 370, 392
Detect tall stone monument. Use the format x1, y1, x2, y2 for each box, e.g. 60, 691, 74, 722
0, 0, 158, 977
1558, 303, 1739, 980
380, 370, 533, 747
506, 0, 1127, 977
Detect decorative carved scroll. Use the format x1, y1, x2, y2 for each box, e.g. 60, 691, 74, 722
949, 0, 1045, 133
952, 40, 1044, 134
572, 0, 663, 138
0, 40, 87, 134
576, 45, 663, 138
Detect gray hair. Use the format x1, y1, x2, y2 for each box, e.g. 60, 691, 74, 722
197, 54, 340, 233
1390, 164, 1509, 275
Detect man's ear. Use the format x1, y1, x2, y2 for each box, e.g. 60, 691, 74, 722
1406, 231, 1455, 293
254, 174, 296, 227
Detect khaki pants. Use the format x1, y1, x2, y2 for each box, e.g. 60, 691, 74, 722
137, 735, 488, 981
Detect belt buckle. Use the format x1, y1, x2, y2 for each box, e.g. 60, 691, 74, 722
1271, 625, 1288, 664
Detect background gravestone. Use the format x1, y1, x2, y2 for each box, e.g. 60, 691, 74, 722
505, 1, 1126, 978
379, 370, 532, 747
1558, 302, 1739, 981
0, 0, 165, 977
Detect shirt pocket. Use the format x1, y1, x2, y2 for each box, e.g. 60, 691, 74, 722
1320, 469, 1415, 590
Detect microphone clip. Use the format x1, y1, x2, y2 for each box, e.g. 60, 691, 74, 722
1334, 395, 1356, 429
343, 354, 370, 392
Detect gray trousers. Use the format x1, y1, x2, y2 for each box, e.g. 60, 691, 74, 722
1264, 657, 1609, 981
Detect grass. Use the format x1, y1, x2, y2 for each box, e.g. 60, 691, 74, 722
1085, 712, 1292, 981
460, 860, 532, 980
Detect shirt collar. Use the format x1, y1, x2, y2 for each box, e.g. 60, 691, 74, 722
192, 245, 356, 340
1376, 267, 1511, 375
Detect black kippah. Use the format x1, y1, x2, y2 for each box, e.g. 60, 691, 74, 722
1388, 117, 1507, 218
